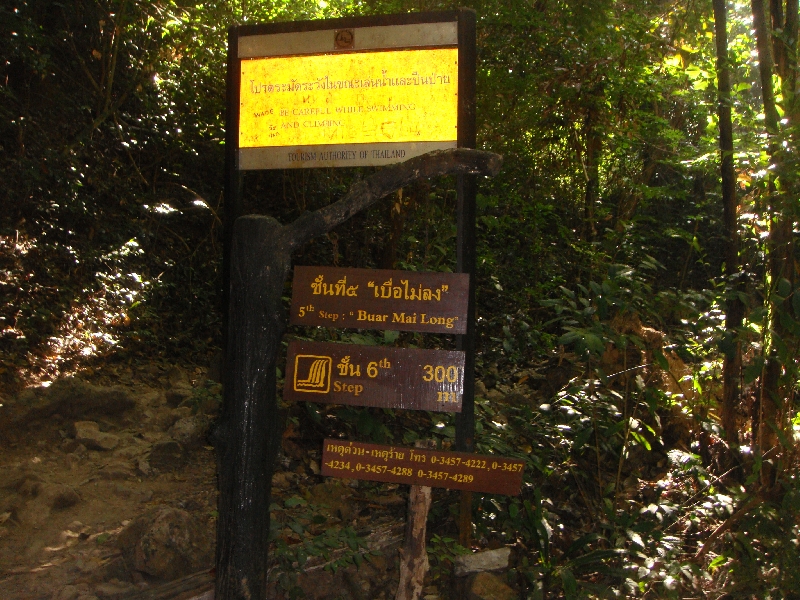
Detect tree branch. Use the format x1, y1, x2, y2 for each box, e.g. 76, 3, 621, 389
285, 148, 502, 251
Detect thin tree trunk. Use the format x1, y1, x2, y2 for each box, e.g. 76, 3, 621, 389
750, 0, 798, 489
713, 0, 744, 460
583, 88, 603, 242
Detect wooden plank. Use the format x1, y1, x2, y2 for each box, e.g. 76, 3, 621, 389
285, 341, 464, 412
321, 439, 525, 495
289, 266, 469, 334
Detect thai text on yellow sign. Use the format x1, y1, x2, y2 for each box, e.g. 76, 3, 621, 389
239, 48, 458, 148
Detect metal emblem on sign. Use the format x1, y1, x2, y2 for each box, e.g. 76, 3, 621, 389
334, 29, 354, 49
293, 355, 332, 393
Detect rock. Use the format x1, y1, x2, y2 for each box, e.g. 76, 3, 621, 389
504, 391, 533, 408
169, 415, 207, 448
14, 473, 44, 496
73, 421, 120, 451
97, 462, 134, 480
93, 581, 137, 598
467, 572, 516, 600
475, 380, 488, 397
148, 440, 186, 472
93, 555, 134, 582
271, 471, 296, 491
150, 407, 184, 431
53, 585, 81, 600
166, 366, 189, 388
16, 379, 134, 428
455, 547, 511, 576
137, 458, 152, 476
113, 440, 151, 460
43, 483, 81, 509
117, 507, 213, 580
165, 387, 192, 408
307, 481, 354, 522
487, 389, 504, 402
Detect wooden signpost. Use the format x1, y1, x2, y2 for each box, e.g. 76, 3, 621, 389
290, 266, 469, 333
321, 439, 525, 495
218, 9, 504, 600
285, 341, 465, 412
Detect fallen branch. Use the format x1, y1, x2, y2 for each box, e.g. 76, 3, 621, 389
694, 496, 761, 560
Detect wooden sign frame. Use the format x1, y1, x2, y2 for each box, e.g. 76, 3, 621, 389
321, 439, 524, 495
289, 266, 470, 334
226, 11, 473, 170
223, 9, 478, 452
285, 341, 465, 412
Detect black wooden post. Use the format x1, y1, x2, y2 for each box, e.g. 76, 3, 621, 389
215, 215, 289, 600
222, 26, 243, 360
454, 8, 477, 548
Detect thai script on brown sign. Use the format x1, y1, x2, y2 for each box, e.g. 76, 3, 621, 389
290, 266, 469, 334
321, 439, 525, 495
284, 341, 464, 412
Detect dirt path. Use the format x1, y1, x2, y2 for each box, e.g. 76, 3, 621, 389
0, 366, 414, 600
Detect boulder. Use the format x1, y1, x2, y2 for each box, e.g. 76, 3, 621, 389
92, 581, 136, 599
467, 572, 517, 600
72, 421, 120, 451
117, 507, 213, 580
52, 586, 81, 600
43, 483, 81, 510
307, 481, 355, 522
148, 440, 186, 472
454, 547, 511, 576
169, 415, 207, 448
165, 387, 193, 408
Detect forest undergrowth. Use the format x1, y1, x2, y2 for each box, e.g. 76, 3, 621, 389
3, 0, 800, 598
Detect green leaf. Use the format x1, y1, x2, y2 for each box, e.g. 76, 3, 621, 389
285, 496, 307, 508
744, 359, 763, 384
562, 533, 602, 559
626, 529, 644, 547
561, 568, 578, 599
583, 332, 605, 355
558, 330, 581, 345
709, 554, 727, 569
652, 346, 669, 371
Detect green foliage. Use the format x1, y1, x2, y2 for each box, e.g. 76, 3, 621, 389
3, 0, 800, 597
269, 496, 377, 597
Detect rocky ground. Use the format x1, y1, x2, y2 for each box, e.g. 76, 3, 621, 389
0, 364, 521, 600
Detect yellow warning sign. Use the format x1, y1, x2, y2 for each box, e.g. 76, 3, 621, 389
239, 48, 458, 149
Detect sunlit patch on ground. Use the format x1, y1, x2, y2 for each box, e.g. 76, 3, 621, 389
0, 233, 150, 388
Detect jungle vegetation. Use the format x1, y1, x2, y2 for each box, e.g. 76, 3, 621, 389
2, 0, 800, 597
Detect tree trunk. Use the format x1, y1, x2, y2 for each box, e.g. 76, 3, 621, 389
395, 440, 436, 600
750, 0, 798, 489
212, 149, 502, 600
582, 86, 604, 242
713, 0, 744, 461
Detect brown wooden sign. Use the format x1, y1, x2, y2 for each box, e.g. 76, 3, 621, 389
321, 439, 525, 495
289, 266, 469, 334
285, 341, 464, 412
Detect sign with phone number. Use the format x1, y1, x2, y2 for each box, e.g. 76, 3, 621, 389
321, 439, 525, 495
